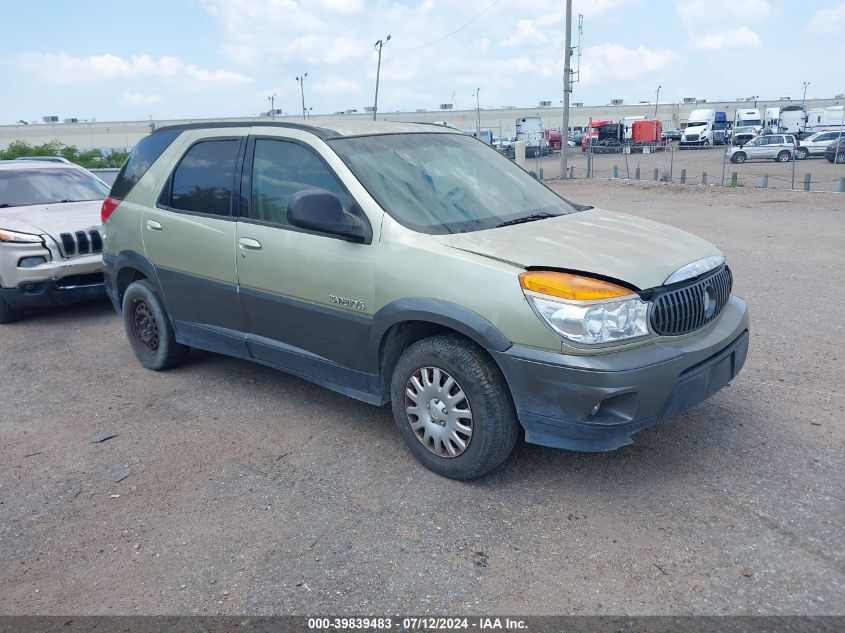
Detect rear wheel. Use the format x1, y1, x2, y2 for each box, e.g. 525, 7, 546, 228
836, 153, 845, 164
732, 152, 747, 164
122, 279, 189, 370
776, 150, 791, 162
0, 296, 21, 324
390, 335, 519, 480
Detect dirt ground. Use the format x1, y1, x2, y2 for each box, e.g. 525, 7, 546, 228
532, 146, 845, 192
1, 180, 843, 615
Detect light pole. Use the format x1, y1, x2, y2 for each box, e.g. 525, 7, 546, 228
560, 0, 573, 179
268, 93, 276, 120
474, 88, 481, 133
373, 34, 391, 121
654, 85, 661, 118
295, 73, 308, 120
802, 81, 810, 106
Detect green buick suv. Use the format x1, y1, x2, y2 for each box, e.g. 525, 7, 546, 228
101, 121, 749, 479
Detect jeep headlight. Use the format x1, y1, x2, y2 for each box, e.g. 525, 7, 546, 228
0, 228, 43, 244
520, 271, 651, 345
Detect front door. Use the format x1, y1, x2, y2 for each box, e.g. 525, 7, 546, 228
142, 133, 246, 354
235, 132, 380, 397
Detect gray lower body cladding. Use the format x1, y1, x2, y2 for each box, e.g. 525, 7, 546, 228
491, 296, 749, 452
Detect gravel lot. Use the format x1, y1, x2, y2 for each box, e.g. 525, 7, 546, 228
531, 146, 845, 192
1, 180, 843, 616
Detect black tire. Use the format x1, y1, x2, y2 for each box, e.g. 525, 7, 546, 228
732, 152, 747, 164
776, 150, 791, 162
0, 296, 21, 324
390, 335, 519, 480
122, 279, 189, 370
795, 147, 809, 160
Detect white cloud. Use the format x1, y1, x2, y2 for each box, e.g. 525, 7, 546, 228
693, 27, 762, 50
119, 92, 162, 106
20, 52, 252, 86
313, 75, 363, 95
676, 0, 770, 48
580, 44, 680, 83
805, 1, 845, 33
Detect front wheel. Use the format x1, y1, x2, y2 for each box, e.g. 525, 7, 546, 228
390, 335, 519, 480
836, 153, 845, 164
776, 150, 792, 162
122, 279, 189, 370
795, 147, 809, 160
731, 152, 747, 164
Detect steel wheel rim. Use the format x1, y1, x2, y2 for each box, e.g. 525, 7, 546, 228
404, 366, 473, 458
132, 299, 159, 352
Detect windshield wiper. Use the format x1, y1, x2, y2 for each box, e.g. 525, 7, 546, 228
496, 212, 556, 228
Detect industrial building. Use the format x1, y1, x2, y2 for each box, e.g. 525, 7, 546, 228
1, 97, 842, 152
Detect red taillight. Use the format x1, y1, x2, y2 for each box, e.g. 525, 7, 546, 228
101, 196, 121, 224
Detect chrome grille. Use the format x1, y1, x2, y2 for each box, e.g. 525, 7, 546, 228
59, 230, 102, 258
650, 266, 732, 336
685, 134, 700, 141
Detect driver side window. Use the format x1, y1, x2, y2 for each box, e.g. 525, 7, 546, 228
250, 139, 350, 226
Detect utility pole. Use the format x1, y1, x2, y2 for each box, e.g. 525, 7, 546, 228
560, 0, 573, 179
654, 85, 661, 118
373, 35, 391, 121
475, 88, 481, 133
295, 74, 308, 120
802, 81, 810, 106
268, 93, 276, 120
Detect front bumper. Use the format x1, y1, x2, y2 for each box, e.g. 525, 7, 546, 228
0, 275, 106, 311
491, 295, 750, 452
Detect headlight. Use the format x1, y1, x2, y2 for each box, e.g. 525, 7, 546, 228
520, 271, 651, 345
0, 228, 43, 244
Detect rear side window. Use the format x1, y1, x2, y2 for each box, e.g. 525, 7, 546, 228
110, 130, 180, 200
167, 139, 240, 216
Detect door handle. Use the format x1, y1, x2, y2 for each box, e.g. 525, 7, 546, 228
146, 219, 163, 232
238, 237, 262, 250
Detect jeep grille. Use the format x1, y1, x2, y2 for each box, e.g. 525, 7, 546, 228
59, 230, 102, 257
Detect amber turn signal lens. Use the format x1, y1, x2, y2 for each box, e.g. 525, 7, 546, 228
519, 271, 633, 301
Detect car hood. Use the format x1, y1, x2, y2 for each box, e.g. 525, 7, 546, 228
435, 208, 722, 290
0, 200, 102, 237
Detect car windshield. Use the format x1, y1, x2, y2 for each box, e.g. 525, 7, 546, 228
739, 120, 762, 127
0, 167, 109, 208
328, 133, 577, 234
687, 122, 706, 128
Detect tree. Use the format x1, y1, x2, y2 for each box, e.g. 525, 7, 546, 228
0, 140, 128, 169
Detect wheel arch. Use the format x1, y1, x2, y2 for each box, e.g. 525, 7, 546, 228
110, 251, 164, 311
369, 299, 513, 402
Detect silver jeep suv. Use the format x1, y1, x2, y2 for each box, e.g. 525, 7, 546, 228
0, 160, 108, 322
727, 134, 797, 163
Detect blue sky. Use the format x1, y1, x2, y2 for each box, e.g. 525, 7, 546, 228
2, 0, 844, 123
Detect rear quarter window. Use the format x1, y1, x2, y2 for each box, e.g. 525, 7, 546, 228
110, 130, 181, 200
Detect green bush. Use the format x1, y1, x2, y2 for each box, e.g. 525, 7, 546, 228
0, 140, 128, 169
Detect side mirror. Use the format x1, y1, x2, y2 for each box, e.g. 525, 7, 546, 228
287, 189, 371, 243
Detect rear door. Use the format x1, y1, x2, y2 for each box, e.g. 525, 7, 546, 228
142, 131, 248, 354
234, 130, 381, 396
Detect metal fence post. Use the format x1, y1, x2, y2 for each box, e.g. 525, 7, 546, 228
569, 166, 575, 179
759, 174, 769, 188
702, 171, 708, 185
731, 172, 738, 187
720, 149, 727, 187
613, 165, 619, 179
635, 166, 640, 180
669, 145, 674, 183
839, 177, 845, 193
804, 173, 811, 192
680, 168, 686, 185
653, 168, 659, 181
